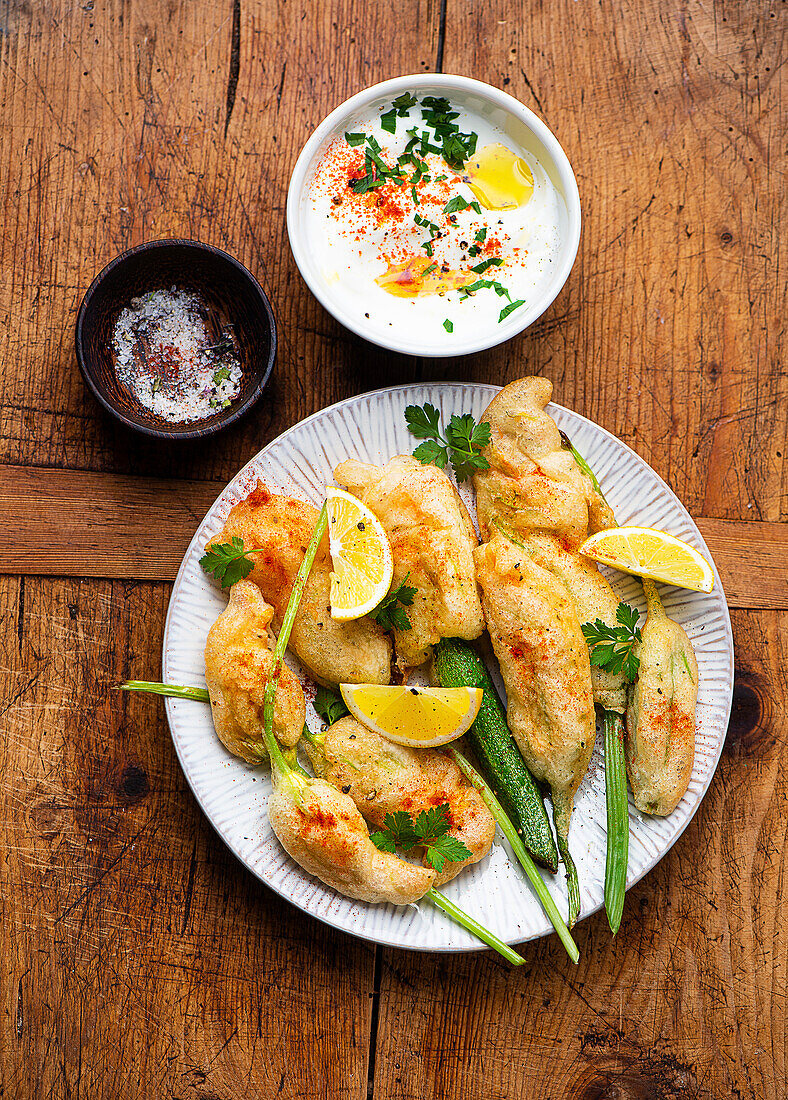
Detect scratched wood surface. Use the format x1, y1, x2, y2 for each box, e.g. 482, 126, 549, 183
1, 465, 787, 608
0, 0, 785, 1097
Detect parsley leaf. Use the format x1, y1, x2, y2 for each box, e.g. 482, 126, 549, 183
475, 227, 487, 243
380, 108, 398, 134
443, 319, 454, 333
348, 139, 406, 194
459, 277, 510, 299
413, 213, 439, 234
442, 195, 470, 215
200, 536, 261, 589
371, 574, 416, 632
314, 686, 350, 727
581, 603, 643, 683
404, 403, 490, 480
424, 834, 473, 873
471, 257, 503, 274
345, 132, 366, 146
413, 804, 450, 841
370, 803, 472, 872
371, 810, 418, 851
405, 402, 442, 439
616, 602, 641, 632
445, 413, 492, 479
369, 829, 397, 853
392, 92, 417, 115
498, 298, 526, 322
412, 438, 449, 468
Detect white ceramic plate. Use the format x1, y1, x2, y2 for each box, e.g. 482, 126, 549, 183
163, 383, 734, 953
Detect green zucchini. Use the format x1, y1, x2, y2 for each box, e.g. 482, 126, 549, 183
433, 638, 558, 872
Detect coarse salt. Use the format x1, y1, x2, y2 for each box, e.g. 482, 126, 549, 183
111, 287, 242, 424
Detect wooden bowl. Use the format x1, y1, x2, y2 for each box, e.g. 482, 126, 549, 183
75, 239, 276, 439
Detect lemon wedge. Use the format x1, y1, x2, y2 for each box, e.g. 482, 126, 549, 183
325, 488, 394, 620
579, 526, 715, 593
339, 684, 483, 748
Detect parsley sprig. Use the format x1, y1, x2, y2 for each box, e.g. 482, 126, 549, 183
371, 574, 416, 632
581, 603, 642, 683
200, 537, 262, 589
405, 403, 491, 480
370, 804, 472, 873
314, 686, 350, 727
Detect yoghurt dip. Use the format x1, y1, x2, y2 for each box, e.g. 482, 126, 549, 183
303, 92, 567, 346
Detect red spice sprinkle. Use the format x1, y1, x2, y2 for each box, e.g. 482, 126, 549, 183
310, 133, 520, 292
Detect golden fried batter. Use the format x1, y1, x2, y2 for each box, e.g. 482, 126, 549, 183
625, 581, 698, 815
305, 716, 495, 886
474, 535, 596, 845
204, 580, 305, 764
523, 533, 627, 714
268, 772, 436, 904
209, 482, 391, 686
334, 456, 484, 667
474, 377, 615, 547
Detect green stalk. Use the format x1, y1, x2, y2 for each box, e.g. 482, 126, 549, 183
603, 709, 628, 934
119, 681, 312, 777
556, 833, 580, 929
119, 680, 210, 702
559, 433, 607, 502
261, 503, 328, 771
562, 432, 637, 933
448, 747, 578, 963
426, 888, 525, 965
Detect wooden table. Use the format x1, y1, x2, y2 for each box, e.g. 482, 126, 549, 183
1, 2, 785, 1096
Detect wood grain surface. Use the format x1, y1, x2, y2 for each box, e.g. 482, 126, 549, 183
0, 0, 785, 1097
1, 465, 786, 608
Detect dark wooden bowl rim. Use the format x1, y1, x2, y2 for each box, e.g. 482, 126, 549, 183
75, 238, 277, 440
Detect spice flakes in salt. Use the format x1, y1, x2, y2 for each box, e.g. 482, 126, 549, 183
111, 287, 242, 424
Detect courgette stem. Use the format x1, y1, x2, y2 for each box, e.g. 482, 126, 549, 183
603, 709, 628, 934
561, 433, 634, 933
120, 680, 210, 702
261, 503, 328, 775
119, 681, 312, 775
555, 832, 580, 929
449, 747, 579, 962
427, 888, 525, 965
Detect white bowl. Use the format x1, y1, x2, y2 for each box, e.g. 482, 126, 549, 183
286, 74, 581, 358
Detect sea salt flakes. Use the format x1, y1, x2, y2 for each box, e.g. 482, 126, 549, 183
111, 287, 242, 424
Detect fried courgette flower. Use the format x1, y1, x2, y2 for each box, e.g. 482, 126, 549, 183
206, 483, 392, 687
626, 581, 698, 816
268, 767, 436, 905
304, 716, 494, 887
204, 579, 305, 763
